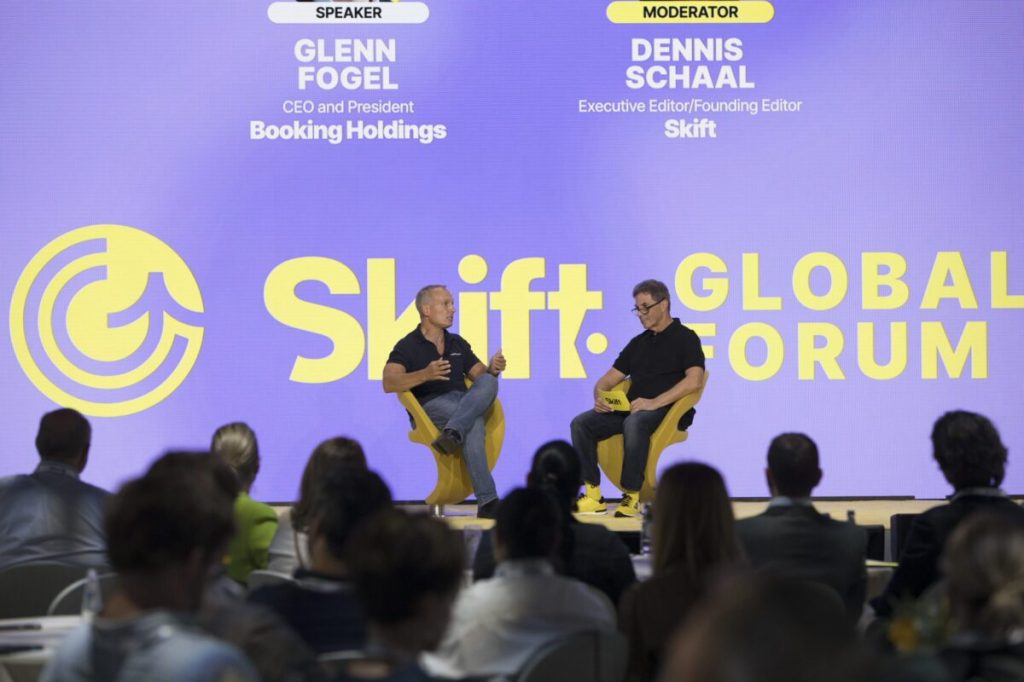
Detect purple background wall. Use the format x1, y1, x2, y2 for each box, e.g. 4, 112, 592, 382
2, 0, 1022, 500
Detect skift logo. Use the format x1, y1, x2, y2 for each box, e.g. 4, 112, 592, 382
9, 225, 204, 417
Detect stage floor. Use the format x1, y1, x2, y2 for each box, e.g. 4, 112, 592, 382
417, 498, 949, 531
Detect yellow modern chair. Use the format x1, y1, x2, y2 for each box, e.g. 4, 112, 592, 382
596, 371, 709, 503
397, 381, 504, 514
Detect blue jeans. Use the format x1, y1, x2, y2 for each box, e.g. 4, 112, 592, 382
421, 373, 499, 505
570, 406, 670, 492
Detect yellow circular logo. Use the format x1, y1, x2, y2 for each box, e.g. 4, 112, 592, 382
9, 225, 204, 417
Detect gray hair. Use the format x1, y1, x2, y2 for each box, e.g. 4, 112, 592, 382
415, 285, 448, 316
632, 279, 671, 310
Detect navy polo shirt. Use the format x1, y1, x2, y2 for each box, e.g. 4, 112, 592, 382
613, 318, 705, 402
387, 327, 483, 403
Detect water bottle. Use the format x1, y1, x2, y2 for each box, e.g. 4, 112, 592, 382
81, 569, 102, 621
463, 525, 483, 566
640, 504, 654, 556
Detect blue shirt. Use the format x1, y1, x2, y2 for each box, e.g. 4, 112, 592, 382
41, 610, 257, 682
0, 461, 109, 571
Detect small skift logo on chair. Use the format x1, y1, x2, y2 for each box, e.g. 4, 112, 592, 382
598, 390, 631, 412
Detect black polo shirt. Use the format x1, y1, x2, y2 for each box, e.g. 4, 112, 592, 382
387, 327, 483, 403
613, 318, 705, 403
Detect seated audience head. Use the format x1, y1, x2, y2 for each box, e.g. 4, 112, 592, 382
35, 407, 91, 471
146, 450, 240, 503
291, 436, 367, 534
310, 465, 392, 569
526, 439, 582, 513
494, 487, 562, 563
766, 432, 822, 498
663, 574, 864, 682
211, 421, 260, 491
345, 509, 464, 654
652, 462, 741, 578
931, 410, 1008, 490
942, 511, 1024, 639
106, 452, 236, 611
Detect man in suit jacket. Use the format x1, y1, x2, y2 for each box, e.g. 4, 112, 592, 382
737, 433, 867, 623
871, 410, 1024, 618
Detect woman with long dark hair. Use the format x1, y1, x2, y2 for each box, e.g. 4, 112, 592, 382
619, 462, 744, 682
473, 440, 636, 605
267, 436, 367, 574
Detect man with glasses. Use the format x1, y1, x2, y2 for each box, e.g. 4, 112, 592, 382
570, 280, 705, 517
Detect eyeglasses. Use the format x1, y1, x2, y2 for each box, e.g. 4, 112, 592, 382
631, 299, 665, 316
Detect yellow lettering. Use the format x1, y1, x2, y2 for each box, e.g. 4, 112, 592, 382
742, 253, 782, 311
992, 251, 1024, 309
263, 257, 365, 383
862, 252, 909, 310
921, 252, 978, 309
458, 291, 489, 360
797, 323, 845, 380
547, 264, 603, 378
366, 259, 419, 380
490, 257, 547, 379
921, 321, 987, 379
675, 253, 728, 312
856, 322, 908, 380
792, 252, 848, 311
458, 255, 491, 359
728, 322, 784, 381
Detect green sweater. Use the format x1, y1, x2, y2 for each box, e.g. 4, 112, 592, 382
225, 491, 279, 584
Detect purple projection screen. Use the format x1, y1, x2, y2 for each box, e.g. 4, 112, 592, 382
2, 1, 1022, 501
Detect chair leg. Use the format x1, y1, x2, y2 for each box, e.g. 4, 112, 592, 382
430, 504, 445, 517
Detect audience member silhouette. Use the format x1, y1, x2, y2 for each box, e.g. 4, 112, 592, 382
873, 410, 1024, 617
212, 422, 279, 584
41, 454, 257, 681
146, 451, 321, 682
736, 432, 867, 622
25, 408, 1024, 682
618, 462, 743, 682
930, 512, 1024, 681
426, 487, 615, 679
0, 408, 109, 570
662, 574, 869, 682
335, 509, 465, 682
473, 440, 636, 605
250, 466, 392, 654
267, 436, 368, 575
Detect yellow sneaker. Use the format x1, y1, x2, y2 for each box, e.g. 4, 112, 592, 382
575, 483, 607, 515
615, 491, 641, 518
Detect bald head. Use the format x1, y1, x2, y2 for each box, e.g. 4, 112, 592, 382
35, 408, 91, 471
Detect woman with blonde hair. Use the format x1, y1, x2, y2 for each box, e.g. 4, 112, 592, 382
618, 462, 743, 682
935, 512, 1024, 681
212, 422, 278, 584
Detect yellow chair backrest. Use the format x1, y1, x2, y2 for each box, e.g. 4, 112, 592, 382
397, 380, 504, 507
596, 371, 709, 503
